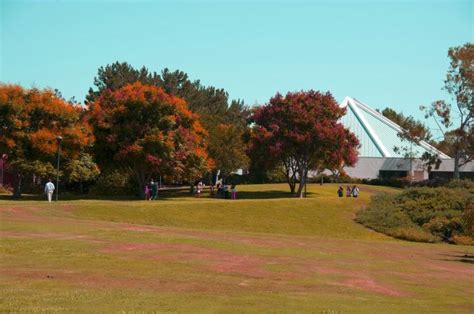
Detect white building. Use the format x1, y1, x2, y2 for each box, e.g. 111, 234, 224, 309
340, 97, 474, 180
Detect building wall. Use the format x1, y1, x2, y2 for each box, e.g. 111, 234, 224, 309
344, 157, 429, 180
344, 157, 474, 180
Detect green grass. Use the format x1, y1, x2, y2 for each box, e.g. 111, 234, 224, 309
1, 183, 473, 312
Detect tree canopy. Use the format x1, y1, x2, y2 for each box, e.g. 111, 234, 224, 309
381, 107, 432, 141
0, 84, 94, 197
86, 82, 212, 194
87, 62, 249, 177
421, 42, 474, 178
248, 90, 359, 197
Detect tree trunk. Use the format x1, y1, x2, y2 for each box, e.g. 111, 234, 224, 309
288, 179, 296, 194
454, 150, 460, 180
135, 170, 146, 198
12, 171, 22, 199
283, 158, 297, 194
285, 170, 297, 194
296, 168, 308, 198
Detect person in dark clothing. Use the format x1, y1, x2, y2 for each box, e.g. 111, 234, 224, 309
150, 179, 158, 200
346, 185, 352, 197
337, 186, 344, 198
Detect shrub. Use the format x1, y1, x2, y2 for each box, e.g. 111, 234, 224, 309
446, 179, 474, 192
0, 185, 12, 194
356, 194, 412, 230
89, 170, 134, 196
462, 203, 474, 237
391, 227, 439, 243
357, 186, 474, 244
394, 187, 471, 225
422, 216, 463, 242
451, 234, 474, 245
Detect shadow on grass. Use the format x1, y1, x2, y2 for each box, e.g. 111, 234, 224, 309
439, 253, 474, 264
0, 189, 311, 202
236, 190, 313, 199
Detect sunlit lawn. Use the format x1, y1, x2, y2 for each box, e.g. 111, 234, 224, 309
1, 184, 473, 312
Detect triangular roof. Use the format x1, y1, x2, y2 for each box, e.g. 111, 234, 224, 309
340, 97, 451, 159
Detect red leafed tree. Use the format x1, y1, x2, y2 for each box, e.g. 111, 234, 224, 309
87, 82, 212, 195
248, 90, 359, 197
0, 84, 94, 198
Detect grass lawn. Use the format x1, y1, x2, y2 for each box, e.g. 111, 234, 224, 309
1, 183, 473, 312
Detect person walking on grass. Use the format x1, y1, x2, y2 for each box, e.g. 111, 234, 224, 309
352, 185, 360, 198
150, 179, 158, 200
231, 183, 237, 200
144, 184, 151, 201
197, 180, 203, 197
337, 185, 344, 198
346, 185, 352, 197
44, 179, 55, 202
224, 183, 230, 199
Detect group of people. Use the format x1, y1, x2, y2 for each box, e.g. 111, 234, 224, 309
44, 176, 356, 202
216, 181, 237, 199
337, 185, 360, 198
144, 179, 159, 200
190, 180, 237, 199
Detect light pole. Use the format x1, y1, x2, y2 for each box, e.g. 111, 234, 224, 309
56, 136, 63, 201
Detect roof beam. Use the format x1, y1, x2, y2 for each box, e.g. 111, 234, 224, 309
347, 97, 392, 157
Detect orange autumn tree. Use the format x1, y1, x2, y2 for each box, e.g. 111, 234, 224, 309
0, 84, 94, 198
87, 82, 212, 195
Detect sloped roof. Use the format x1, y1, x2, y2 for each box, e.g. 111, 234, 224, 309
340, 97, 451, 159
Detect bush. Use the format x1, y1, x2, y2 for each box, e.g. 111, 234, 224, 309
391, 227, 439, 243
462, 203, 474, 237
89, 170, 134, 196
361, 178, 406, 188
394, 187, 471, 225
0, 185, 12, 194
446, 179, 474, 191
356, 194, 413, 230
422, 216, 463, 242
356, 186, 474, 244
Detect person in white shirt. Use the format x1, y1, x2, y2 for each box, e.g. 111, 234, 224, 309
44, 179, 55, 202
352, 185, 360, 198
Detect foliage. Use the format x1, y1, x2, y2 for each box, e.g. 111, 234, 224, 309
422, 216, 462, 242
88, 170, 133, 196
86, 62, 250, 176
207, 123, 249, 177
248, 90, 359, 197
382, 107, 443, 177
87, 82, 212, 195
357, 186, 474, 244
0, 185, 12, 194
462, 202, 474, 237
66, 153, 100, 183
0, 84, 94, 197
394, 188, 470, 225
382, 107, 432, 140
421, 43, 474, 178
65, 153, 100, 193
445, 179, 474, 191
85, 62, 162, 103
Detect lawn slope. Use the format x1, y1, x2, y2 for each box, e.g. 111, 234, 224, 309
1, 183, 473, 312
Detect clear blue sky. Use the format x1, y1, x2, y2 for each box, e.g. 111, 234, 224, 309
1, 0, 472, 136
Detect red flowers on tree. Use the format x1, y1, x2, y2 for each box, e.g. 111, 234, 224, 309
87, 82, 212, 195
248, 90, 359, 197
